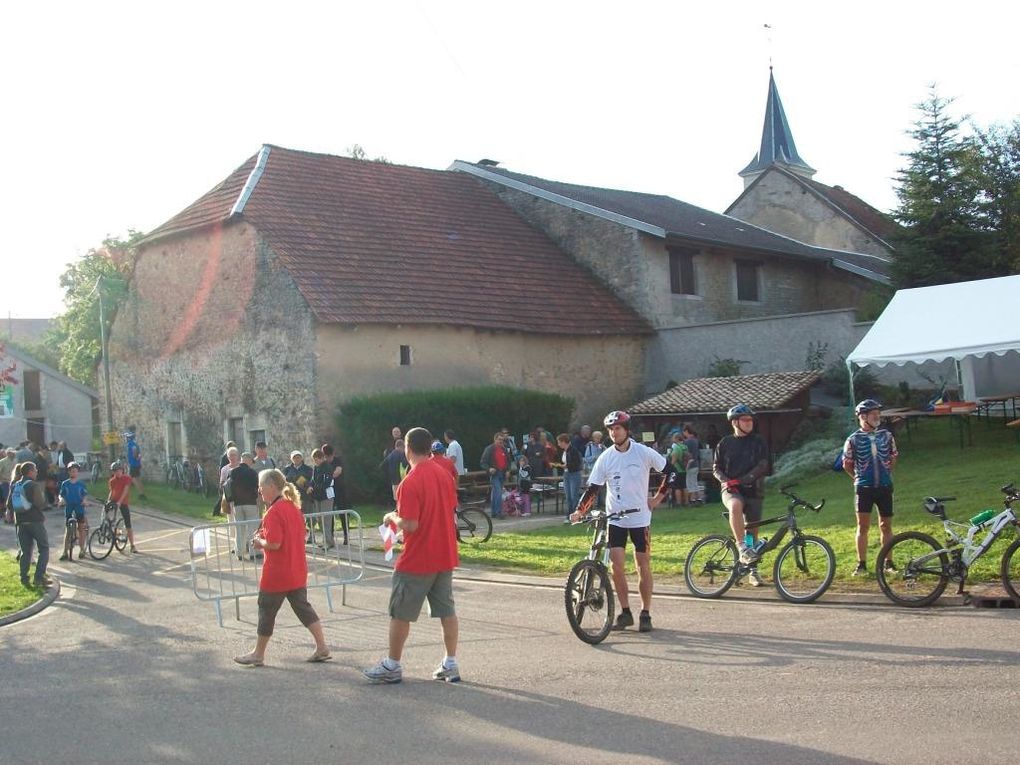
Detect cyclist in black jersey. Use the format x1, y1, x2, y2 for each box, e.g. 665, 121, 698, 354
713, 405, 770, 571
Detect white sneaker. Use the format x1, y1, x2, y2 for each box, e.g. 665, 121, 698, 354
748, 568, 764, 587
432, 661, 461, 683
738, 545, 760, 565
363, 659, 402, 684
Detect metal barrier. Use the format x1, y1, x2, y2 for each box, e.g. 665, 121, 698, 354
188, 508, 365, 626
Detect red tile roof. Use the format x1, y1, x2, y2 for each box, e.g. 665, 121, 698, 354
143, 146, 652, 336
629, 370, 820, 415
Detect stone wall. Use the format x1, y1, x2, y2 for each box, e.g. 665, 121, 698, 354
727, 170, 891, 257
105, 223, 319, 474
315, 324, 648, 441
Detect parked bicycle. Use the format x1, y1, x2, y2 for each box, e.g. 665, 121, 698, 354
876, 483, 1020, 607
684, 485, 834, 604
88, 500, 128, 560
166, 455, 193, 491
192, 461, 210, 497
564, 507, 639, 644
455, 498, 492, 545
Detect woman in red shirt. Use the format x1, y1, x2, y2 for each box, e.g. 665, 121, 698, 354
234, 469, 331, 667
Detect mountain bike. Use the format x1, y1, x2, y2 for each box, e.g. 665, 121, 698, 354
455, 499, 492, 544
88, 501, 128, 560
876, 483, 1020, 607
564, 508, 639, 644
684, 485, 834, 604
166, 456, 192, 491
192, 461, 210, 497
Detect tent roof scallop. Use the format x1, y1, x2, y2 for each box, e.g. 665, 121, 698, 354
847, 275, 1020, 367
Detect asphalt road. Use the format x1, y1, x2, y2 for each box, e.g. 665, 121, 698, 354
2, 506, 1019, 765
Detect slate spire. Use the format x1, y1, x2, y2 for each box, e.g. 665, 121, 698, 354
739, 69, 816, 187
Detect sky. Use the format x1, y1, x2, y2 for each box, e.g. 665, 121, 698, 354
3, 0, 1019, 319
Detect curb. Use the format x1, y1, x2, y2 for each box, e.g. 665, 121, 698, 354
0, 576, 61, 628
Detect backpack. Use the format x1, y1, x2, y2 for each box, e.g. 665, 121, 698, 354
11, 481, 28, 511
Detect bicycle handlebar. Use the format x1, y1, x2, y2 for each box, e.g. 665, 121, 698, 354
780, 485, 825, 512
573, 508, 640, 525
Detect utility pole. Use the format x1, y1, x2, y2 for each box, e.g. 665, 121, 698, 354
95, 276, 116, 464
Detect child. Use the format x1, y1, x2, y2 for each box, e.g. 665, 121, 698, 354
108, 461, 138, 553
58, 462, 88, 560
516, 455, 532, 516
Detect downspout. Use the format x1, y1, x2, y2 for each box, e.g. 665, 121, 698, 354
846, 358, 856, 426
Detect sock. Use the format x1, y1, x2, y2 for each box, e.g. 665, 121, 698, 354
382, 657, 400, 670
640, 610, 650, 617
443, 655, 457, 669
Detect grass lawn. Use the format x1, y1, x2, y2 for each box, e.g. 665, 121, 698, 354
458, 417, 1020, 583
0, 550, 43, 616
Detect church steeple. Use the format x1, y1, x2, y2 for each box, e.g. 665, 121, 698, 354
739, 69, 816, 188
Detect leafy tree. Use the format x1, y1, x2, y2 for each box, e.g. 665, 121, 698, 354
0, 343, 17, 386
973, 120, 1020, 273
44, 231, 142, 385
346, 143, 390, 164
891, 89, 997, 287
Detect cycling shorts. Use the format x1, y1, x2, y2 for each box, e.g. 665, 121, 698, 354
608, 524, 650, 553
129, 465, 141, 478
855, 486, 893, 518
119, 503, 132, 529
64, 506, 86, 523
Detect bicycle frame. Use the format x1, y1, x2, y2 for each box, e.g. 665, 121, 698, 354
913, 506, 1019, 574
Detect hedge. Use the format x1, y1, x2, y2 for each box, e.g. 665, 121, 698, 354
336, 386, 574, 501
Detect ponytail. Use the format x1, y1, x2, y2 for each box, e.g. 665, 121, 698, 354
282, 482, 302, 510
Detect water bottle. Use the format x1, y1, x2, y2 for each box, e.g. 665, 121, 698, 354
753, 537, 768, 554
969, 509, 996, 527
744, 533, 754, 549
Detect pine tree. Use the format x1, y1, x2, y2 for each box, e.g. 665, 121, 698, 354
891, 89, 996, 287
973, 120, 1020, 273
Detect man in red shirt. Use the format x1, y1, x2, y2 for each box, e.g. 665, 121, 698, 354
363, 428, 460, 684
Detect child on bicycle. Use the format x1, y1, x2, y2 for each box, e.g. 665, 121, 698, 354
59, 462, 88, 560
108, 461, 138, 553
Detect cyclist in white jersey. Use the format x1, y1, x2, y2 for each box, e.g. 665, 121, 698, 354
570, 411, 674, 633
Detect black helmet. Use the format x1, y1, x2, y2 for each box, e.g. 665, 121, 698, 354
727, 404, 755, 420
854, 399, 882, 416
603, 410, 631, 429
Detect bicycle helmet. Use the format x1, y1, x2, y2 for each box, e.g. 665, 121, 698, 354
603, 410, 631, 429
430, 440, 446, 454
854, 399, 882, 416
110, 460, 124, 472
726, 404, 755, 420
66, 462, 80, 471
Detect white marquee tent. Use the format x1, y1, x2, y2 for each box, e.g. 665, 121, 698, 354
847, 274, 1020, 402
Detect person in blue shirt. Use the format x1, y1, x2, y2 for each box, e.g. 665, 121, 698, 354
125, 428, 146, 499
842, 399, 898, 576
58, 463, 89, 561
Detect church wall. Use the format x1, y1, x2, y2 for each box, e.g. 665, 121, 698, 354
728, 170, 891, 257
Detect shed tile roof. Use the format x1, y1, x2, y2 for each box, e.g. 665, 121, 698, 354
629, 370, 820, 415
452, 162, 890, 282
142, 146, 652, 336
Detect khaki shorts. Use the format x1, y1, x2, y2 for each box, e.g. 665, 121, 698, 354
389, 569, 456, 622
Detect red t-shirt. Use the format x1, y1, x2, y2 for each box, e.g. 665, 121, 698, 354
493, 446, 508, 471
431, 454, 459, 484
108, 474, 132, 504
395, 458, 459, 574
259, 498, 308, 593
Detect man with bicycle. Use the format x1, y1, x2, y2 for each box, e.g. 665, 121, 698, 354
713, 404, 770, 584
570, 411, 670, 633
842, 399, 898, 576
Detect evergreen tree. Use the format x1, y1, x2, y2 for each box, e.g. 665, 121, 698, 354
891, 89, 996, 287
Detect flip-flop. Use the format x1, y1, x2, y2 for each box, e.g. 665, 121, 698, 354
306, 652, 333, 663
233, 653, 264, 667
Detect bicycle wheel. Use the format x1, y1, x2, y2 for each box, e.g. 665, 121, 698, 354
113, 519, 128, 552
684, 534, 739, 598
1000, 539, 1020, 602
170, 468, 181, 490
564, 559, 614, 645
773, 535, 835, 604
90, 462, 101, 484
456, 508, 492, 544
88, 524, 114, 560
876, 531, 949, 607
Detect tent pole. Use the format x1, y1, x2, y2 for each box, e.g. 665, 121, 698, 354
847, 359, 857, 424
